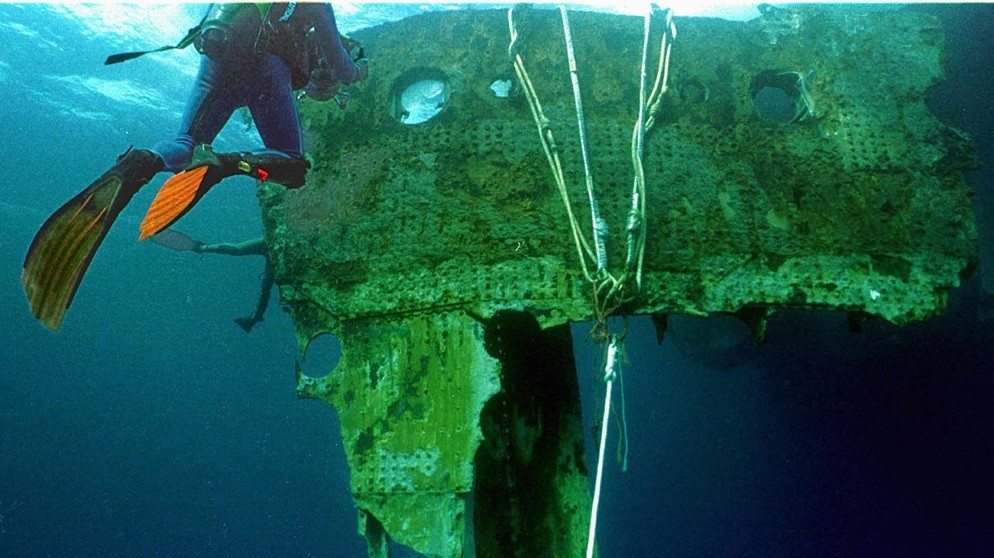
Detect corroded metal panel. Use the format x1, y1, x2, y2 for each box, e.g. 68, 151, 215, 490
264, 6, 975, 331
260, 7, 976, 557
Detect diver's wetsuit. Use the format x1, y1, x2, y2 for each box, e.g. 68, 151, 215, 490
152, 3, 361, 172
21, 3, 365, 331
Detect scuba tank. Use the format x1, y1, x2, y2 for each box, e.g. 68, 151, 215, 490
194, 3, 267, 62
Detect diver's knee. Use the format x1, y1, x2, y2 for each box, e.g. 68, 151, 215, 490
150, 140, 195, 173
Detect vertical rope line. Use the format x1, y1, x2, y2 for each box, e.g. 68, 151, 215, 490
587, 336, 621, 558
560, 5, 608, 273
586, 378, 612, 558
508, 6, 598, 281
631, 7, 676, 290
625, 7, 654, 290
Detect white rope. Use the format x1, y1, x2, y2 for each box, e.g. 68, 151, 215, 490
627, 6, 675, 291
560, 5, 608, 274
624, 7, 654, 287
508, 6, 599, 283
586, 336, 622, 558
505, 6, 676, 555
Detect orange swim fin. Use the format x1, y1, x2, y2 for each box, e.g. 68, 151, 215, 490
139, 144, 312, 241
138, 165, 210, 241
22, 148, 161, 330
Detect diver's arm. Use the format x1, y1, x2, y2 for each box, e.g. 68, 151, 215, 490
305, 3, 363, 84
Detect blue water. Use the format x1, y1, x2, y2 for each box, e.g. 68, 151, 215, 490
1, 4, 992, 557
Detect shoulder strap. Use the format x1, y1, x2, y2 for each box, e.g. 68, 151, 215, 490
104, 13, 209, 65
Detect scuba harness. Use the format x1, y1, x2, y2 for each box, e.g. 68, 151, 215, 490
194, 3, 272, 64
105, 2, 364, 107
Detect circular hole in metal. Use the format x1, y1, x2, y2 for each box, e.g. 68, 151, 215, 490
390, 68, 450, 125
749, 69, 809, 124
298, 333, 341, 380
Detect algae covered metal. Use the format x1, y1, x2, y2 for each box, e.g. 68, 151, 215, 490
257, 6, 976, 556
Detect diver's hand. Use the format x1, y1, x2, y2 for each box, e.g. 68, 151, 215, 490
353, 61, 369, 83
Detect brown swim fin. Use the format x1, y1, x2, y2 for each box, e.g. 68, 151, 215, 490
138, 165, 210, 241
22, 148, 162, 330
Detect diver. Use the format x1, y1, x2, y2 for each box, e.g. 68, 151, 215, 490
21, 3, 368, 330
150, 229, 273, 333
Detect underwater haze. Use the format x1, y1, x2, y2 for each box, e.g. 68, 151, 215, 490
1, 3, 993, 557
